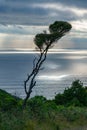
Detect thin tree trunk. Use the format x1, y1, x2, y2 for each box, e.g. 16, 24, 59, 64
22, 46, 49, 108
23, 93, 30, 109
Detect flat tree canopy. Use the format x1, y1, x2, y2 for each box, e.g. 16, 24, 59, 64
34, 21, 72, 51
23, 21, 72, 108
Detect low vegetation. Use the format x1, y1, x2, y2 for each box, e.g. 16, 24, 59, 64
0, 80, 87, 130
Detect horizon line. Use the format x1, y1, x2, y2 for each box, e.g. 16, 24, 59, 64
0, 49, 87, 54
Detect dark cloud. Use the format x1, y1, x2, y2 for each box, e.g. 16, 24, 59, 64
0, 0, 86, 25
0, 4, 47, 15
5, 0, 87, 6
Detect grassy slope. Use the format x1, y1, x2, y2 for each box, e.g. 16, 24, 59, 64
0, 89, 21, 110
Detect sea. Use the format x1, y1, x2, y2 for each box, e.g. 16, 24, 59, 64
0, 49, 87, 99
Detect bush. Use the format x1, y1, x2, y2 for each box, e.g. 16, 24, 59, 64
0, 89, 20, 111
55, 80, 87, 106
28, 96, 47, 119
55, 93, 65, 105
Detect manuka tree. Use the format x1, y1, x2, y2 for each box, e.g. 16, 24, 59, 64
23, 21, 72, 107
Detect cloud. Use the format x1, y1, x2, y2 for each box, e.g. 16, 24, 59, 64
32, 2, 87, 17
0, 24, 48, 35
0, 24, 49, 50
0, 0, 87, 50
71, 20, 87, 32
31, 2, 87, 17
0, 0, 87, 25
37, 74, 69, 81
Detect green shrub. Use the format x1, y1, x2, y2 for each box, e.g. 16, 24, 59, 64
28, 96, 47, 119
55, 93, 65, 105
0, 89, 21, 111
55, 80, 87, 106
45, 100, 57, 110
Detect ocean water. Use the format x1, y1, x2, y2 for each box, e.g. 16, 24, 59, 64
0, 50, 87, 99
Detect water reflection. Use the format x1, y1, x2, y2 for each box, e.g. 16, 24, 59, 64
0, 49, 87, 99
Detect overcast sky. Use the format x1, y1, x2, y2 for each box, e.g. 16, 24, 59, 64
0, 0, 87, 50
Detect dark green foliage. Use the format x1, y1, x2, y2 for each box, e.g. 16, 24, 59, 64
54, 93, 65, 105
57, 106, 84, 122
45, 100, 57, 110
28, 96, 57, 111
28, 95, 46, 108
34, 21, 72, 50
27, 96, 57, 120
0, 105, 87, 130
34, 33, 64, 50
28, 96, 47, 119
0, 88, 87, 129
49, 21, 72, 34
0, 89, 21, 111
55, 80, 87, 106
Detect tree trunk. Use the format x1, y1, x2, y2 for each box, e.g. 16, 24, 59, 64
22, 93, 30, 109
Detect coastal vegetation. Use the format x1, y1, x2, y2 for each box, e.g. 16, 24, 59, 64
0, 80, 87, 130
0, 22, 86, 129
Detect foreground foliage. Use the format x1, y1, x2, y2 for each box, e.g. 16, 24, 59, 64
0, 80, 87, 130
0, 103, 87, 130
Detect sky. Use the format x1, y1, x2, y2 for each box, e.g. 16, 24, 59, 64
0, 0, 87, 98
0, 0, 87, 50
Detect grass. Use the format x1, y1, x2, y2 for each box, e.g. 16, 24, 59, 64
0, 105, 87, 130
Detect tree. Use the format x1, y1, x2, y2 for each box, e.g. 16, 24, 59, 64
55, 80, 87, 106
23, 21, 72, 108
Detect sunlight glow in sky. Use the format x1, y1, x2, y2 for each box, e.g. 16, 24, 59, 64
37, 74, 69, 81
0, 0, 87, 50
